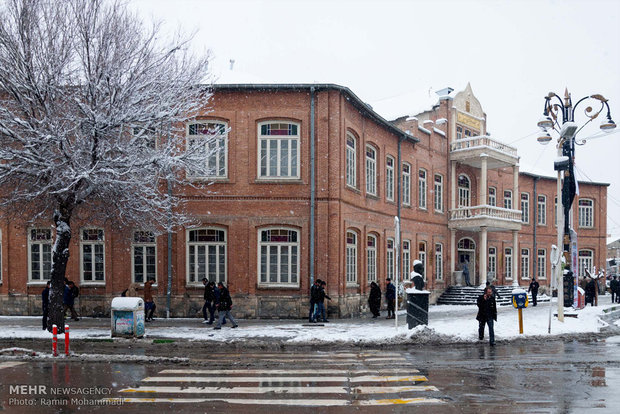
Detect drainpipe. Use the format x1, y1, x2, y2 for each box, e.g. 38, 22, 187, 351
533, 177, 538, 281
309, 87, 316, 289
166, 122, 173, 319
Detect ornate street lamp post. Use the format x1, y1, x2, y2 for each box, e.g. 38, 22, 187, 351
536, 89, 615, 321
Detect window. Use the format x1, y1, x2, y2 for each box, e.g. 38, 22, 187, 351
29, 229, 52, 282
132, 126, 157, 149
402, 163, 411, 206
258, 121, 299, 179
537, 249, 546, 280
81, 228, 105, 283
418, 242, 427, 280
465, 129, 471, 137
554, 196, 558, 227
259, 228, 298, 286
488, 187, 496, 207
488, 247, 497, 280
578, 250, 594, 278
504, 190, 512, 210
521, 193, 530, 223
132, 231, 157, 284
458, 175, 470, 208
521, 248, 530, 279
346, 133, 357, 188
366, 145, 377, 196
386, 156, 394, 201
537, 195, 547, 225
188, 228, 227, 285
435, 243, 443, 281
456, 126, 463, 139
186, 121, 228, 178
418, 169, 427, 209
346, 231, 358, 284
386, 238, 394, 281
578, 199, 594, 228
505, 247, 513, 279
434, 174, 443, 212
367, 235, 377, 283
402, 240, 410, 281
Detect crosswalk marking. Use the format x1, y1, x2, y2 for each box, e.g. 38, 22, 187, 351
142, 375, 428, 383
0, 361, 25, 370
120, 385, 439, 394
103, 397, 444, 406
159, 368, 419, 375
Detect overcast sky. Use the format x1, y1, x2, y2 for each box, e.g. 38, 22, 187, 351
130, 0, 620, 243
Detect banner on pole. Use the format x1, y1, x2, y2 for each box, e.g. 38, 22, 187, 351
570, 229, 578, 308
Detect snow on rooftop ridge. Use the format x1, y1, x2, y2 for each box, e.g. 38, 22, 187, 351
368, 87, 442, 121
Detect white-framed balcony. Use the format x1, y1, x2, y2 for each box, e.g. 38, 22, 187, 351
449, 205, 523, 231
450, 135, 519, 168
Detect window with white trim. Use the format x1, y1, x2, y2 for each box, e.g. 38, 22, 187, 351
521, 193, 530, 223
386, 156, 394, 201
488, 247, 496, 279
578, 250, 594, 278
488, 187, 496, 207
28, 229, 53, 282
402, 240, 410, 281
259, 228, 298, 286
367, 235, 377, 283
346, 231, 358, 284
402, 163, 411, 206
387, 238, 394, 280
418, 169, 427, 209
188, 228, 227, 285
434, 174, 443, 212
418, 242, 427, 280
521, 248, 530, 279
132, 230, 157, 283
505, 247, 513, 279
435, 243, 443, 281
258, 121, 299, 179
537, 249, 546, 280
504, 190, 512, 210
458, 175, 470, 207
456, 126, 462, 139
81, 228, 105, 283
346, 133, 357, 188
537, 195, 546, 225
578, 199, 594, 228
366, 145, 377, 196
186, 121, 228, 178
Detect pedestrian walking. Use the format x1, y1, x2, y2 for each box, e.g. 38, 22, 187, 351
41, 281, 50, 330
309, 279, 321, 323
462, 259, 472, 287
486, 281, 501, 299
528, 277, 540, 306
202, 279, 216, 324
144, 279, 156, 321
63, 280, 79, 321
385, 278, 396, 319
476, 286, 497, 346
584, 277, 596, 306
214, 282, 238, 329
368, 281, 381, 318
313, 281, 331, 322
612, 276, 619, 303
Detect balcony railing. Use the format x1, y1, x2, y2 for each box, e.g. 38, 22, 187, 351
449, 205, 522, 222
450, 135, 518, 158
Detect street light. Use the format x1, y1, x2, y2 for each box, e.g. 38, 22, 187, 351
536, 88, 616, 322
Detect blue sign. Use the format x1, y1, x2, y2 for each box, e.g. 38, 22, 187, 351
512, 291, 528, 309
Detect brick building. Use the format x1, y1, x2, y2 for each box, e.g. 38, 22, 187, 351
0, 83, 608, 317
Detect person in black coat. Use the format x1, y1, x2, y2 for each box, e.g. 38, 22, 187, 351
476, 287, 497, 346
202, 279, 216, 324
584, 277, 596, 306
313, 281, 331, 322
610, 276, 619, 303
42, 281, 50, 330
385, 278, 396, 319
528, 277, 540, 306
368, 281, 381, 318
309, 279, 321, 323
214, 282, 238, 329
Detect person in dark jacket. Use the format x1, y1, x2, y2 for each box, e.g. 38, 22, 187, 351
202, 279, 216, 324
385, 278, 396, 319
476, 287, 497, 346
611, 276, 619, 303
63, 280, 79, 321
486, 281, 501, 299
528, 277, 540, 306
584, 277, 596, 306
368, 281, 381, 318
462, 259, 472, 287
214, 282, 238, 329
42, 281, 50, 330
309, 279, 322, 323
144, 279, 156, 321
313, 281, 331, 322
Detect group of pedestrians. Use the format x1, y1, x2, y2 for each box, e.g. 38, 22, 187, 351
309, 279, 331, 323
41, 278, 80, 330
365, 278, 396, 319
202, 279, 238, 329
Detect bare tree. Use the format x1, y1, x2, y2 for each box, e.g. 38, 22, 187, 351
0, 0, 216, 332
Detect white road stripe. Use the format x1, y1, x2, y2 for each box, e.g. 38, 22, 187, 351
0, 361, 25, 370
202, 353, 383, 358
120, 385, 439, 395
159, 368, 419, 375
102, 397, 444, 406
142, 375, 428, 383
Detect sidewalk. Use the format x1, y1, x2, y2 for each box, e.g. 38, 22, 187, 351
1, 296, 619, 347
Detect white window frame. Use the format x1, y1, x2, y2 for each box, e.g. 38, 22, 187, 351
537, 248, 547, 280
80, 228, 105, 284
386, 156, 394, 202
578, 199, 594, 228
521, 193, 530, 224
488, 247, 497, 280
258, 227, 299, 287
458, 174, 471, 208
28, 228, 53, 283
346, 133, 357, 188
435, 243, 443, 281
365, 145, 377, 196
402, 163, 411, 206
537, 195, 547, 226
258, 121, 300, 179
367, 235, 377, 283
488, 187, 496, 207
418, 241, 427, 281
505, 247, 513, 280
521, 248, 530, 280
504, 190, 513, 210
346, 231, 358, 285
387, 238, 394, 281
132, 230, 157, 284
418, 169, 427, 209
186, 120, 228, 179
402, 240, 411, 281
187, 227, 227, 286
578, 250, 594, 278
434, 174, 443, 212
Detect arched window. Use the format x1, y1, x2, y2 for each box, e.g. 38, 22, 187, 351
346, 231, 358, 284
258, 228, 298, 286
458, 174, 470, 207
367, 235, 377, 283
366, 145, 377, 195
386, 238, 394, 280
578, 250, 594, 278
505, 247, 513, 279
402, 163, 411, 205
458, 238, 476, 250
258, 121, 300, 179
402, 240, 410, 280
418, 169, 427, 209
435, 243, 444, 281
346, 133, 357, 188
386, 156, 395, 201
187, 228, 227, 285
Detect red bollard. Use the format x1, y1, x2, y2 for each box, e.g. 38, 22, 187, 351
52, 324, 58, 357
64, 324, 70, 356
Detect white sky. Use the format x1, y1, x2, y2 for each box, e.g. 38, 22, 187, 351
130, 0, 620, 243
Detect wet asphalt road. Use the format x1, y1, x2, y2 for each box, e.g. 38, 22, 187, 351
1, 336, 619, 414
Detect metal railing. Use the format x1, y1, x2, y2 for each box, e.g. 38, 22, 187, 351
449, 205, 522, 222
450, 135, 518, 158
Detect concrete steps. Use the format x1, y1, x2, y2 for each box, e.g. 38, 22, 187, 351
437, 285, 549, 307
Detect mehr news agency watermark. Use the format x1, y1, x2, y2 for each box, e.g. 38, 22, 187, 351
7, 384, 124, 407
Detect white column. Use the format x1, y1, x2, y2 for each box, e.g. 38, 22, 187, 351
479, 226, 488, 287
512, 230, 519, 286
480, 154, 488, 206
451, 160, 457, 210
450, 229, 456, 277
513, 164, 519, 208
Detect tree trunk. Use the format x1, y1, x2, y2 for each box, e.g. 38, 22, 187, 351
47, 203, 74, 334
